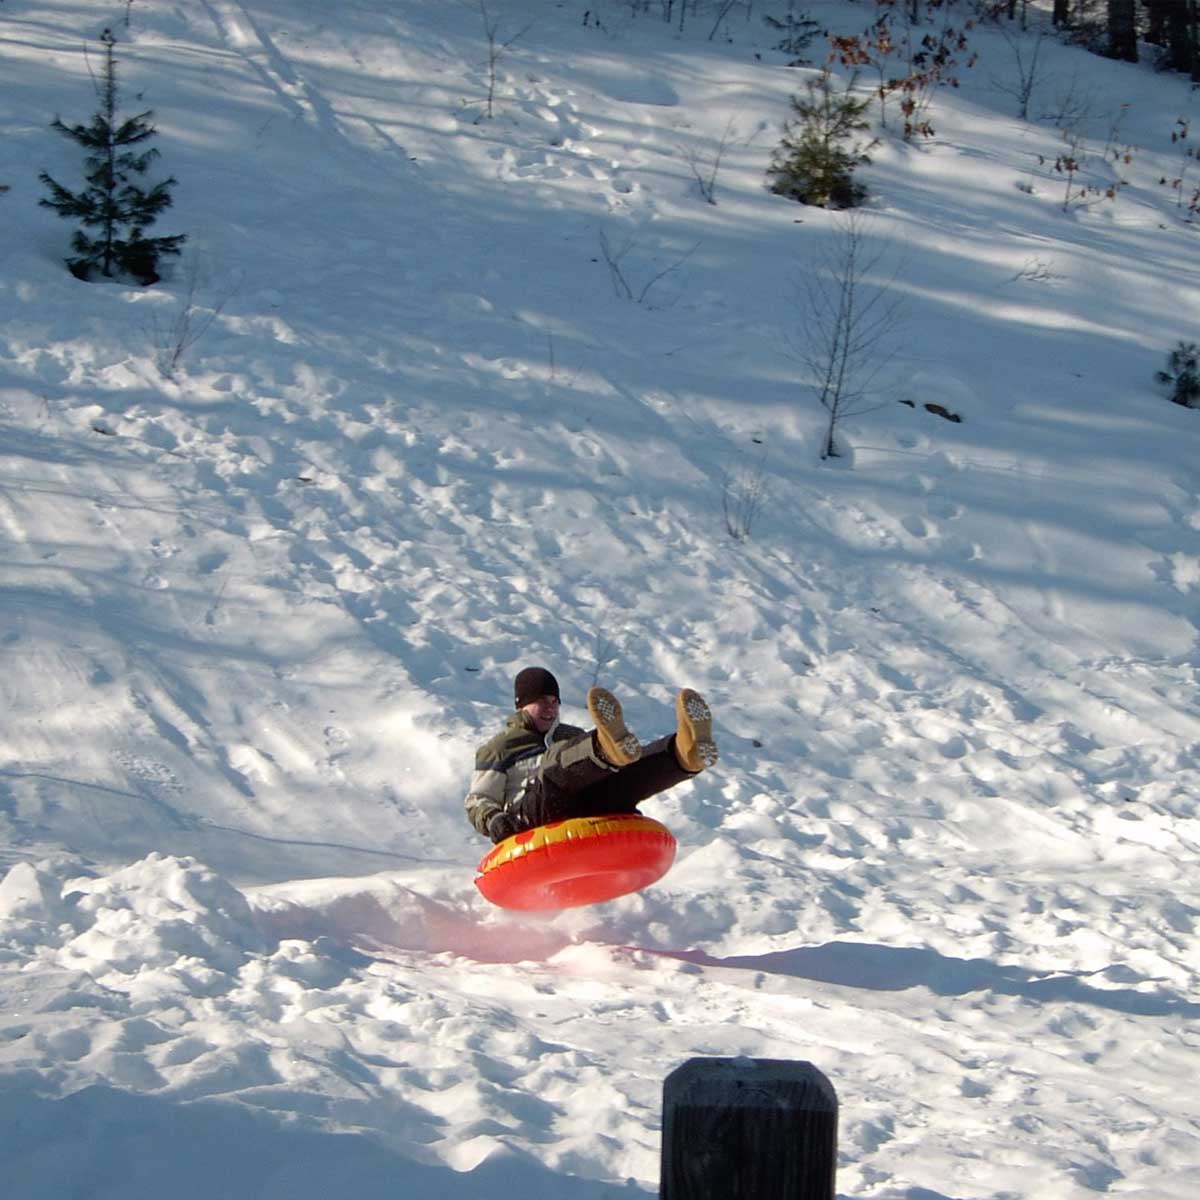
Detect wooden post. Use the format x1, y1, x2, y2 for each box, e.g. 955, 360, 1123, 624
660, 1057, 838, 1200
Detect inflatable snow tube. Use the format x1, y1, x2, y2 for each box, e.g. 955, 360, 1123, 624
475, 814, 677, 912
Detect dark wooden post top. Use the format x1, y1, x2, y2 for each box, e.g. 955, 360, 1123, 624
660, 1057, 838, 1200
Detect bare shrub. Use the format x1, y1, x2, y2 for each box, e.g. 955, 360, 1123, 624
792, 211, 905, 460
597, 228, 699, 305
146, 257, 235, 379
721, 451, 770, 541
992, 19, 1050, 120
680, 116, 739, 205
469, 0, 531, 120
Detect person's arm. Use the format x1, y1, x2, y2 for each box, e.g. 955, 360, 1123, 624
465, 761, 508, 833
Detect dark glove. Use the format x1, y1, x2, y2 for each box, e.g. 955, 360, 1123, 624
487, 811, 521, 843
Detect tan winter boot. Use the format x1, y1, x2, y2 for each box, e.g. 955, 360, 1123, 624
675, 688, 718, 773
587, 686, 641, 767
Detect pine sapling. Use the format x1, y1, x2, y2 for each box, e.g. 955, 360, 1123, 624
39, 28, 185, 285
767, 69, 877, 209
1156, 342, 1200, 408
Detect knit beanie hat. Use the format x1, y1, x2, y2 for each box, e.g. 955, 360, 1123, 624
514, 666, 560, 708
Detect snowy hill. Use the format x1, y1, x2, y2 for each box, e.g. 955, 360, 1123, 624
1, 1, 1198, 1196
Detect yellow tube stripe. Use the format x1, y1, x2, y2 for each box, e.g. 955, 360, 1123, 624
476, 814, 672, 875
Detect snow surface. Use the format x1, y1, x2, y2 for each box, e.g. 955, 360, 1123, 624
1, 1, 1199, 1196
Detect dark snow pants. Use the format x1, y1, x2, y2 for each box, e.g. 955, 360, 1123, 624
516, 733, 695, 829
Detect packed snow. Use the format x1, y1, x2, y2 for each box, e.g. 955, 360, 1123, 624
1, 1, 1198, 1196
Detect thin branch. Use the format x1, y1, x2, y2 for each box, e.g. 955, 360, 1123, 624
146, 256, 236, 378
680, 116, 739, 205
474, 0, 533, 118
790, 211, 905, 459
596, 228, 700, 305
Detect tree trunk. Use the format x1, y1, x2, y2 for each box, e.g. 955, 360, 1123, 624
1154, 0, 1199, 72
1052, 0, 1070, 26
1191, 0, 1200, 79
101, 33, 119, 277
1108, 0, 1139, 59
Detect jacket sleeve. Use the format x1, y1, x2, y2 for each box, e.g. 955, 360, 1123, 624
465, 753, 508, 836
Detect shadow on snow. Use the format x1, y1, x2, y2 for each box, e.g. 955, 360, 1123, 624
0, 1078, 650, 1200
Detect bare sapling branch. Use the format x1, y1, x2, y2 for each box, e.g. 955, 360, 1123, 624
597, 228, 700, 305
1160, 116, 1200, 215
1007, 255, 1063, 284
680, 116, 739, 204
1041, 110, 1131, 213
708, 0, 744, 41
992, 19, 1049, 121
721, 449, 770, 541
474, 0, 533, 119
146, 256, 236, 379
1037, 71, 1097, 129
791, 210, 905, 460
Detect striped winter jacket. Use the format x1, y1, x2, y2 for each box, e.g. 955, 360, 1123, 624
464, 711, 586, 836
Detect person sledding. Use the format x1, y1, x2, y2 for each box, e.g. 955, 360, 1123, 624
465, 666, 719, 843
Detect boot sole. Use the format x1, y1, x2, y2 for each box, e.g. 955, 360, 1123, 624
588, 687, 641, 766
678, 689, 719, 770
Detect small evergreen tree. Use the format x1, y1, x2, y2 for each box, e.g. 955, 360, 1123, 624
39, 28, 185, 285
767, 70, 877, 209
1156, 341, 1200, 408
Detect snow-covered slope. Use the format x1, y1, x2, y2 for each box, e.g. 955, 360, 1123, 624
1, 2, 1197, 1196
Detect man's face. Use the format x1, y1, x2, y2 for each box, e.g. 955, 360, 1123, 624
521, 694, 560, 732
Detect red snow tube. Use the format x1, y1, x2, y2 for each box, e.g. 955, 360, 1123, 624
475, 814, 677, 911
